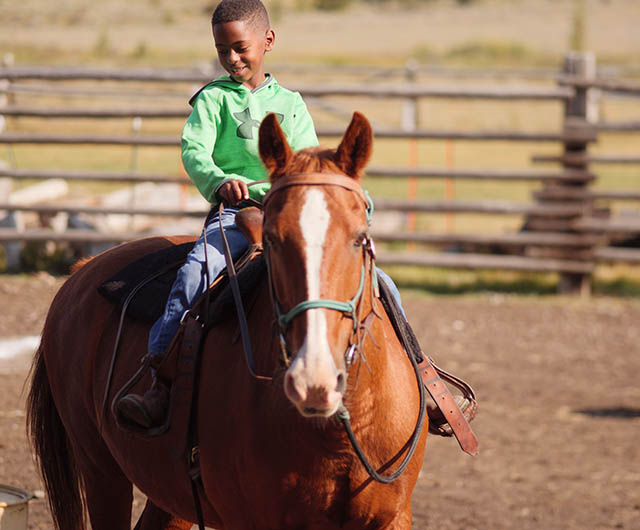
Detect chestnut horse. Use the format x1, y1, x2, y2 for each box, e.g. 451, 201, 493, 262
27, 112, 428, 530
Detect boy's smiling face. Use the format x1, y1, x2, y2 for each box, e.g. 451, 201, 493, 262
213, 20, 275, 90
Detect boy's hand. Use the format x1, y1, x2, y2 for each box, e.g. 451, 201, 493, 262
218, 180, 249, 205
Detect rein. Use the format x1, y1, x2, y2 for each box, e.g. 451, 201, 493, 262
217, 197, 273, 381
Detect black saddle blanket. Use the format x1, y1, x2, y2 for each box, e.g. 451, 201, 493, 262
98, 242, 266, 324
98, 242, 195, 323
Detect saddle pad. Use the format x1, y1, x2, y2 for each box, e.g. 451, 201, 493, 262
98, 242, 195, 323
98, 242, 268, 326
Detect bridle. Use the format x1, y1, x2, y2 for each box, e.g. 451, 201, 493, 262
261, 172, 379, 369
261, 173, 427, 484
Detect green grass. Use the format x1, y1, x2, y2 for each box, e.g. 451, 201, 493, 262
382, 266, 559, 295
442, 40, 548, 67
380, 265, 640, 297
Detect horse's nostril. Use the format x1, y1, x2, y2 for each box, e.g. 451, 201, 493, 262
336, 370, 347, 394
284, 372, 306, 403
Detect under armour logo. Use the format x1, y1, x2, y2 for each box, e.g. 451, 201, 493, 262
234, 108, 284, 140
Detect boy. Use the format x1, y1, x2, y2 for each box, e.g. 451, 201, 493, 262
117, 0, 472, 434
117, 0, 319, 428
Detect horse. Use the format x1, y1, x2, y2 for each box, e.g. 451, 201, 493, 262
27, 111, 428, 530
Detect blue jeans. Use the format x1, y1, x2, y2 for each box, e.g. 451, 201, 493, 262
376, 268, 406, 318
148, 208, 406, 355
148, 206, 248, 356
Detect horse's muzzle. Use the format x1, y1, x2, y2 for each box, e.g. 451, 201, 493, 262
284, 366, 347, 418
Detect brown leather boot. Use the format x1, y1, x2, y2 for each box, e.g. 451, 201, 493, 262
115, 377, 170, 429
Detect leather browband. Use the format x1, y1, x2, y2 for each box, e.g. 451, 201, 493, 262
262, 173, 368, 209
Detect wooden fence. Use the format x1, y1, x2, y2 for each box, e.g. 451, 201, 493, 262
0, 52, 639, 294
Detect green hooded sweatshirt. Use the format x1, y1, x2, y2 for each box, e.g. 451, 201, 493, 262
181, 74, 318, 204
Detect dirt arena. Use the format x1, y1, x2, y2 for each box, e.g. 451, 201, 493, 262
1, 274, 639, 529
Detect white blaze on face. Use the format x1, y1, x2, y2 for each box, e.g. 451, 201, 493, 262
292, 188, 336, 377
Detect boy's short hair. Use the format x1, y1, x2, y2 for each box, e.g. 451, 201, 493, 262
211, 0, 270, 32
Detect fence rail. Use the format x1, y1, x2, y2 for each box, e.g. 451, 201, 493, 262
533, 153, 640, 165
0, 167, 595, 184
373, 199, 586, 217
0, 66, 575, 100
371, 230, 602, 247
0, 128, 598, 145
4, 62, 640, 82
0, 227, 138, 243
375, 251, 594, 274
557, 75, 640, 96
0, 202, 208, 218
0, 168, 190, 184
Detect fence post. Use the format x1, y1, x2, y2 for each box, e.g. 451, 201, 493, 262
0, 52, 12, 184
402, 59, 419, 242
557, 51, 598, 295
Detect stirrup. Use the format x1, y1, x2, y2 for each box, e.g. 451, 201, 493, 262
426, 357, 477, 437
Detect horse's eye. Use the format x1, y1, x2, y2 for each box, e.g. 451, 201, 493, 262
354, 232, 367, 248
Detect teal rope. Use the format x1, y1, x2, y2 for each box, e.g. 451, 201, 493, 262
363, 189, 374, 226
277, 265, 366, 331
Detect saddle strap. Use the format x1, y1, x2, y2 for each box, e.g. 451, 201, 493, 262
418, 358, 479, 456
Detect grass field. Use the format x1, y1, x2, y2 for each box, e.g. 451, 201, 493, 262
1, 0, 639, 291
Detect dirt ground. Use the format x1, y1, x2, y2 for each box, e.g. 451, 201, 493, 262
1, 274, 639, 530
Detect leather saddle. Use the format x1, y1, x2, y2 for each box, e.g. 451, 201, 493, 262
106, 207, 267, 438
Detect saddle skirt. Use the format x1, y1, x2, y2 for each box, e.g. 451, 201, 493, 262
98, 240, 266, 326
99, 206, 266, 324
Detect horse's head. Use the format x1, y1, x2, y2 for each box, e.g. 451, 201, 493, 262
259, 112, 374, 418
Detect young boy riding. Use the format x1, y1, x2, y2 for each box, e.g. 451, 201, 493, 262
117, 0, 472, 433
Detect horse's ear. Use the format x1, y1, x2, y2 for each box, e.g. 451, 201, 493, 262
334, 112, 373, 179
259, 113, 294, 180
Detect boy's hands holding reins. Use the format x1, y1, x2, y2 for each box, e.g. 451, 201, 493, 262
218, 179, 250, 205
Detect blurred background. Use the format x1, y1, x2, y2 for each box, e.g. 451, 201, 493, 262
1, 2, 640, 530
0, 0, 639, 295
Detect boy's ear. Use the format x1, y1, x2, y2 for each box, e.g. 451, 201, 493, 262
259, 113, 294, 179
264, 28, 275, 52
334, 112, 372, 179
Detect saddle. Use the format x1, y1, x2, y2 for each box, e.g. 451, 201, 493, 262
102, 208, 266, 440
98, 208, 267, 325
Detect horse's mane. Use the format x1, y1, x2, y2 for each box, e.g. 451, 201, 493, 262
71, 256, 94, 274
